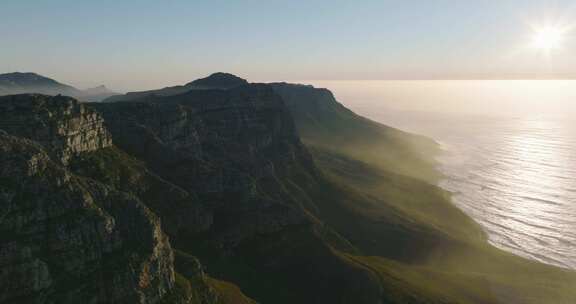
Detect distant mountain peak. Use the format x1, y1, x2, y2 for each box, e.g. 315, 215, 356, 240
0, 72, 116, 102
186, 72, 248, 89
84, 84, 111, 93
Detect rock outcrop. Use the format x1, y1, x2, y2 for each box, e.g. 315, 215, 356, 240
0, 130, 174, 303
0, 94, 178, 303
0, 94, 112, 164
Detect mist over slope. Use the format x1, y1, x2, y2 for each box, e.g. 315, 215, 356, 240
1, 73, 575, 304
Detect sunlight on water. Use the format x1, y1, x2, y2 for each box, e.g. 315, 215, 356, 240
306, 80, 576, 269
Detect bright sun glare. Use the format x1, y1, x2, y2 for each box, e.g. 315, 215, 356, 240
531, 25, 568, 51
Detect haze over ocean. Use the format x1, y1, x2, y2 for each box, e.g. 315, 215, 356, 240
310, 79, 576, 269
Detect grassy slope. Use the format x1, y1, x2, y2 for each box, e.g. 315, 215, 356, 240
303, 132, 576, 304
272, 83, 576, 303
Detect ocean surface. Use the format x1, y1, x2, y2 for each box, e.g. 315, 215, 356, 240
306, 80, 576, 270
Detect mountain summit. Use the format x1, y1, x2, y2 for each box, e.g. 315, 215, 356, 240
185, 72, 248, 89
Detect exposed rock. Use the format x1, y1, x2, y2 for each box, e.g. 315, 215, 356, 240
0, 131, 174, 303
0, 94, 112, 164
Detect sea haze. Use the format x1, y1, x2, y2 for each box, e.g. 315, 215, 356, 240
308, 80, 576, 270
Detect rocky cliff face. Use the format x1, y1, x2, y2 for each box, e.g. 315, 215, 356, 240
93, 84, 316, 248
0, 94, 112, 164
0, 96, 175, 303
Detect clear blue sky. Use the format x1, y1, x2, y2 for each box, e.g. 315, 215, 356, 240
2, 0, 576, 90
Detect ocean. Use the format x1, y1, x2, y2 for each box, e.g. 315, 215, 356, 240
306, 80, 576, 270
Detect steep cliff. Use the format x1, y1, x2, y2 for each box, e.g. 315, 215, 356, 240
0, 94, 112, 164
93, 84, 316, 244
0, 96, 174, 303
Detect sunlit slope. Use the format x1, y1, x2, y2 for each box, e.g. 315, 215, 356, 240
270, 83, 439, 182
312, 148, 576, 304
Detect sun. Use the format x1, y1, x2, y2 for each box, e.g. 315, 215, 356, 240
530, 25, 568, 52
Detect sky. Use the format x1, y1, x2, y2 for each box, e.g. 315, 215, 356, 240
2, 0, 576, 91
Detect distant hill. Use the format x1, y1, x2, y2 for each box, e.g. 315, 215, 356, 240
0, 72, 80, 96
0, 72, 117, 102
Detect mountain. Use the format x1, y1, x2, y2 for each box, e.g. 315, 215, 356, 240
1, 74, 576, 304
0, 72, 117, 102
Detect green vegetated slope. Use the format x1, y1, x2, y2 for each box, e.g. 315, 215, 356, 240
274, 83, 576, 304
